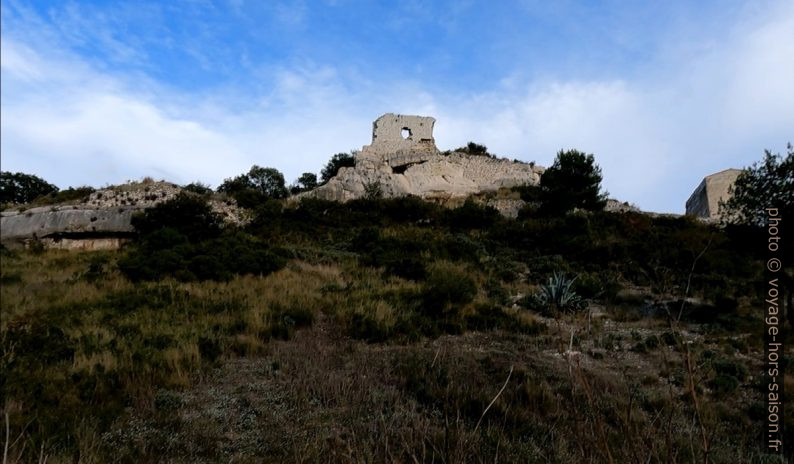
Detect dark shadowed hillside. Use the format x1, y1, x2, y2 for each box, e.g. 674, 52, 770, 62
2, 186, 791, 462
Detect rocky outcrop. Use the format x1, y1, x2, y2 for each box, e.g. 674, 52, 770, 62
1, 181, 247, 249
605, 199, 641, 214
303, 113, 544, 208
1, 206, 136, 240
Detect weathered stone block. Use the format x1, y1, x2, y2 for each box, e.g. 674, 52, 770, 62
685, 169, 741, 219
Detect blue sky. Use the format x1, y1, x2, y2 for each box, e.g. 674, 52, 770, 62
1, 0, 792, 213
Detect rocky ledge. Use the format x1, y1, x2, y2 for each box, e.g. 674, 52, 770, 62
1, 181, 246, 250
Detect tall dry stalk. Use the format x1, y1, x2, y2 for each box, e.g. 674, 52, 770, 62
667, 238, 713, 464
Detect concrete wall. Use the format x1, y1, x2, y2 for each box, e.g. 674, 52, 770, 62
685, 169, 741, 219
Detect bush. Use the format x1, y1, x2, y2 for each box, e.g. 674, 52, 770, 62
537, 149, 607, 215
182, 182, 213, 195
445, 199, 500, 229
131, 192, 222, 242
320, 153, 355, 184
383, 257, 427, 281
154, 390, 183, 412
121, 195, 285, 282
28, 186, 95, 206
218, 165, 288, 206
421, 261, 477, 316
710, 375, 740, 395
713, 358, 748, 381
363, 180, 384, 199
720, 143, 793, 225
451, 141, 493, 157
198, 336, 222, 363
346, 312, 392, 343
290, 172, 318, 194
0, 171, 59, 204
357, 232, 430, 281
573, 272, 603, 299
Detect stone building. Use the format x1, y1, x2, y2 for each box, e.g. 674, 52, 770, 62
685, 168, 742, 219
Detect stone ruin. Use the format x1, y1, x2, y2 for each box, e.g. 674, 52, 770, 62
0, 113, 546, 249
359, 114, 439, 164
304, 113, 544, 215
685, 168, 741, 219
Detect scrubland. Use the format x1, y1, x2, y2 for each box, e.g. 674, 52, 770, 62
1, 195, 791, 463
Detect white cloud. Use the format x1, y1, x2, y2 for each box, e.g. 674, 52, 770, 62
1, 2, 792, 212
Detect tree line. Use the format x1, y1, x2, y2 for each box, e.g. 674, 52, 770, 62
2, 144, 792, 226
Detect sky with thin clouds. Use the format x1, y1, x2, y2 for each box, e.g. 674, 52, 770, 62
1, 0, 792, 213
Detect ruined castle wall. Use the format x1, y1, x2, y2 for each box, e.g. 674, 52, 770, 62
685, 169, 741, 219
359, 113, 438, 161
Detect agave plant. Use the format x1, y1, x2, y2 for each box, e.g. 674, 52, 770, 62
536, 272, 586, 313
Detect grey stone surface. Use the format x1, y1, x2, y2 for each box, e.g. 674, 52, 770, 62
303, 113, 544, 208
605, 199, 641, 213
685, 169, 741, 219
1, 207, 136, 240
360, 113, 438, 160
1, 181, 248, 247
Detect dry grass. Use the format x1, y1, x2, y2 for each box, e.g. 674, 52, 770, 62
0, 246, 787, 463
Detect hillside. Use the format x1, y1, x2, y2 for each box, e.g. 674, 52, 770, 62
2, 190, 790, 463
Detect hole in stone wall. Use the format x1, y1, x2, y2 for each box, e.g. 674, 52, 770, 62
401, 128, 412, 139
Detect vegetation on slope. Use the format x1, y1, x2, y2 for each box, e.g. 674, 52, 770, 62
1, 146, 792, 462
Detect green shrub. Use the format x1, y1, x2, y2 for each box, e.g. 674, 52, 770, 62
358, 233, 430, 281
131, 193, 222, 242
713, 358, 749, 381
441, 233, 482, 263
346, 312, 392, 343
573, 272, 602, 299
537, 149, 607, 215
121, 195, 285, 282
421, 261, 477, 316
710, 374, 740, 395
445, 199, 500, 229
29, 186, 95, 206
0, 171, 59, 204
198, 336, 222, 363
181, 182, 213, 195
383, 257, 427, 281
363, 180, 384, 199
525, 255, 570, 278
320, 152, 355, 184
451, 141, 493, 157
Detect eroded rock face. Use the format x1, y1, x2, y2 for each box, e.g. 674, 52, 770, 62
304, 113, 544, 208
1, 207, 136, 240
1, 181, 247, 248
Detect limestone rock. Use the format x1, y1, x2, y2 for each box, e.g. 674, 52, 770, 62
1, 206, 136, 239
605, 199, 641, 213
1, 180, 248, 248
303, 113, 543, 208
